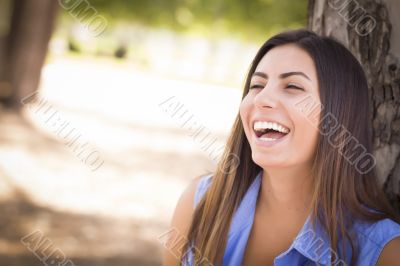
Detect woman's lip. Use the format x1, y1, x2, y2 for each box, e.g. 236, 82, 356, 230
251, 129, 290, 148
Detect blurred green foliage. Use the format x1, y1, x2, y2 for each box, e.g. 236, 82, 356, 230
65, 0, 307, 41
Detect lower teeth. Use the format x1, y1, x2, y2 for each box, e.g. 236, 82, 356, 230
259, 137, 278, 142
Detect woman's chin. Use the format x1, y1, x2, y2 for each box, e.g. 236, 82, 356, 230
252, 153, 290, 168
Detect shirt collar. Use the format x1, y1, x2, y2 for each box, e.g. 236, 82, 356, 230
292, 215, 333, 265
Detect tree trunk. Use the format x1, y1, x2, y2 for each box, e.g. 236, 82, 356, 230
0, 0, 58, 109
0, 0, 12, 102
308, 0, 400, 212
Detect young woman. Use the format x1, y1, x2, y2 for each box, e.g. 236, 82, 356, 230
163, 29, 400, 266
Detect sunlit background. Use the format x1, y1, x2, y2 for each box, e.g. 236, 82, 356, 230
0, 0, 307, 265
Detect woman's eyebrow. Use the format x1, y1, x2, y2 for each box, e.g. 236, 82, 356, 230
252, 71, 268, 79
252, 71, 311, 81
280, 71, 311, 81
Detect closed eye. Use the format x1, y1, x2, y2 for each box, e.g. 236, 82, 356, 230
286, 83, 304, 91
250, 83, 304, 91
249, 84, 264, 89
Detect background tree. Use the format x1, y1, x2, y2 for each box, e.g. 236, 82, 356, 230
308, 0, 400, 212
0, 0, 58, 109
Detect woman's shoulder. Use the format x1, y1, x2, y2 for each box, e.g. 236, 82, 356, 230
170, 172, 214, 223
354, 217, 400, 265
174, 174, 209, 216
162, 173, 213, 265
355, 217, 400, 243
193, 173, 213, 208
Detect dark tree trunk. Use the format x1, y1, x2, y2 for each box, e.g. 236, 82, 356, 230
0, 0, 12, 101
308, 0, 400, 212
0, 0, 58, 109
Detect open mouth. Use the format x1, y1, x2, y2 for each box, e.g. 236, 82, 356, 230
253, 121, 290, 142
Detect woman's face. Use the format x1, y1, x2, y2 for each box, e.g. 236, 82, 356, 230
240, 44, 321, 168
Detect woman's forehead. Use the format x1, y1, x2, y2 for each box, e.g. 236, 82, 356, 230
255, 44, 317, 79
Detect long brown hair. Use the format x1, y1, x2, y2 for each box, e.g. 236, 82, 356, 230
181, 29, 400, 266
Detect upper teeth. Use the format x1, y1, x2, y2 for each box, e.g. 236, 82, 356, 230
253, 121, 290, 134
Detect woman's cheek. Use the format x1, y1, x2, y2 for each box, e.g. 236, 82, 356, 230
291, 110, 320, 163
239, 98, 252, 138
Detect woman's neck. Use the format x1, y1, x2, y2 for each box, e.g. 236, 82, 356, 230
259, 165, 314, 216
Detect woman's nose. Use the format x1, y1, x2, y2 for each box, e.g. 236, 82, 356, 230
253, 83, 279, 109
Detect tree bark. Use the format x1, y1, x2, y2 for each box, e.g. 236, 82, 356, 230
308, 0, 400, 212
0, 0, 58, 109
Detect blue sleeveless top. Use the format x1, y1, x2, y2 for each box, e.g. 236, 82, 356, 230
185, 170, 400, 266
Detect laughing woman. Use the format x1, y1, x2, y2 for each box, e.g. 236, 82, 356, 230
163, 29, 400, 266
